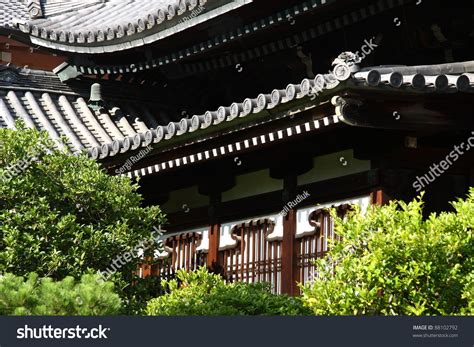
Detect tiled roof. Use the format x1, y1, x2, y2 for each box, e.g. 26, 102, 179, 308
67, 0, 407, 74
1, 0, 251, 53
1, 54, 474, 164
0, 0, 29, 28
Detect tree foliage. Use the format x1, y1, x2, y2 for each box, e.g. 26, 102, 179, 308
301, 192, 474, 315
146, 267, 310, 316
0, 126, 165, 311
0, 273, 121, 315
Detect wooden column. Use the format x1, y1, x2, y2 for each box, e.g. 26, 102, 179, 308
371, 189, 389, 205
206, 192, 224, 274
270, 154, 312, 295
207, 223, 221, 270
281, 208, 299, 295
281, 174, 299, 295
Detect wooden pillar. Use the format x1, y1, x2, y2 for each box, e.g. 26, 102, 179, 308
281, 208, 299, 295
198, 168, 235, 275
207, 223, 221, 270
371, 188, 389, 205
206, 192, 223, 274
270, 154, 312, 295
281, 174, 299, 295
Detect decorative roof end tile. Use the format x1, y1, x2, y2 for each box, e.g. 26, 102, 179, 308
27, 0, 43, 19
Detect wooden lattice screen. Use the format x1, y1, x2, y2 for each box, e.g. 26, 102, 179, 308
139, 204, 354, 294
139, 232, 205, 279
296, 204, 352, 289
220, 219, 282, 294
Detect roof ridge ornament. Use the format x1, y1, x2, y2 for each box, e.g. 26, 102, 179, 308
88, 83, 104, 111
27, 0, 43, 19
332, 51, 362, 81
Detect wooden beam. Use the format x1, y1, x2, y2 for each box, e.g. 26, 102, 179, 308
165, 170, 381, 232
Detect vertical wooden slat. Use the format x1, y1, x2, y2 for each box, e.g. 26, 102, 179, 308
262, 223, 269, 282
191, 234, 196, 269
229, 248, 234, 280
171, 238, 176, 271
256, 221, 262, 282
239, 226, 244, 282
186, 234, 192, 270
273, 242, 278, 292
250, 224, 254, 283
245, 226, 250, 283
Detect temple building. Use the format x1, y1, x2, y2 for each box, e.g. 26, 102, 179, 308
1, 0, 473, 294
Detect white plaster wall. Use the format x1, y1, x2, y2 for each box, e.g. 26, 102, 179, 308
296, 195, 372, 237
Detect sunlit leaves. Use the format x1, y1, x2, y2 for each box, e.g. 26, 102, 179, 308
301, 193, 474, 315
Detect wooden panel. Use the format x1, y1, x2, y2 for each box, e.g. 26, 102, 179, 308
296, 205, 352, 291
221, 219, 282, 293
139, 232, 204, 279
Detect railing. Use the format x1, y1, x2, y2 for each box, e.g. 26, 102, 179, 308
296, 204, 352, 288
221, 219, 282, 294
138, 232, 205, 279
138, 202, 357, 294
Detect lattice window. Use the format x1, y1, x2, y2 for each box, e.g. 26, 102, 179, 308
297, 204, 352, 287
139, 232, 205, 279
221, 219, 283, 294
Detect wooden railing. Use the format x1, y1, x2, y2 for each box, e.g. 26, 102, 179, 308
139, 204, 353, 294
296, 204, 352, 289
139, 232, 205, 278
221, 219, 282, 293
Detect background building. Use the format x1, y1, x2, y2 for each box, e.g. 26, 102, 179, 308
1, 0, 473, 294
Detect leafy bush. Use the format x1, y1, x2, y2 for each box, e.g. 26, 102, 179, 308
123, 275, 168, 315
0, 125, 165, 311
146, 267, 310, 316
0, 273, 121, 315
301, 191, 474, 315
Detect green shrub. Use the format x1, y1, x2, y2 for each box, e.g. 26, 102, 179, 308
301, 191, 474, 315
146, 267, 309, 316
0, 125, 165, 311
0, 273, 122, 315
122, 275, 168, 315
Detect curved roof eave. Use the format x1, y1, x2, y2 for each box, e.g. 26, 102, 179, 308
20, 0, 252, 54
2, 56, 474, 167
